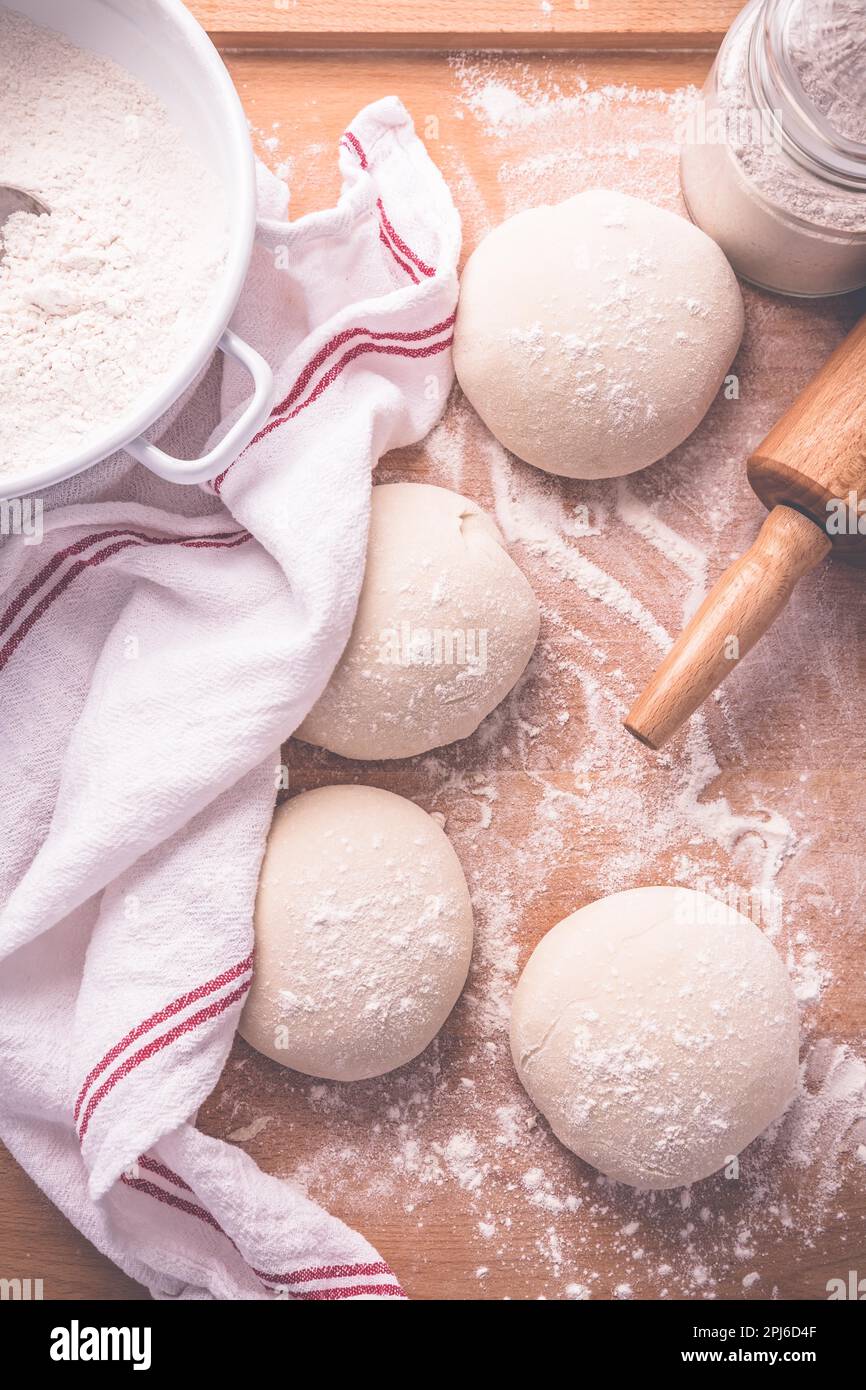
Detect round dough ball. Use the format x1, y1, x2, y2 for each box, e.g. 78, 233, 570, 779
239, 785, 473, 1081
454, 189, 744, 479
296, 482, 539, 760
510, 886, 799, 1189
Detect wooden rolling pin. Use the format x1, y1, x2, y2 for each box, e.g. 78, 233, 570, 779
625, 313, 866, 750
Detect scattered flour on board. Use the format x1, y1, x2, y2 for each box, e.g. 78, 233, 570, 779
214, 58, 866, 1299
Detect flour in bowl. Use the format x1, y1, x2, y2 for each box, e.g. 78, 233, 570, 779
0, 8, 229, 475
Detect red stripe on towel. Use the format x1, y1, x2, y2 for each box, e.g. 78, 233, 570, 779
268, 314, 455, 422
293, 1284, 407, 1300
121, 1171, 407, 1299
74, 953, 253, 1123
0, 532, 249, 672
136, 1155, 193, 1191
376, 199, 435, 278
78, 980, 251, 1140
214, 335, 452, 495
121, 1174, 223, 1232
0, 528, 244, 636
340, 129, 436, 278
253, 1260, 394, 1285
379, 226, 419, 283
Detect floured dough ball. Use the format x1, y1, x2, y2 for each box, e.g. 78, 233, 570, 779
239, 785, 473, 1081
454, 189, 744, 479
510, 887, 799, 1189
296, 482, 539, 760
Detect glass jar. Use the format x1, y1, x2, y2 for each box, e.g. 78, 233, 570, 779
679, 0, 866, 296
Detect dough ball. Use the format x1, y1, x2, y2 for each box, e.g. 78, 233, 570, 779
510, 886, 799, 1189
239, 785, 473, 1081
296, 483, 539, 760
454, 189, 744, 479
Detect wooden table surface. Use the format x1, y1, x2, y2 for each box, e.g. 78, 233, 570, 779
3, 1, 865, 1302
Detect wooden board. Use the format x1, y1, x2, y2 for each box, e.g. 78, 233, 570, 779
3, 2, 866, 1304
189, 1, 743, 49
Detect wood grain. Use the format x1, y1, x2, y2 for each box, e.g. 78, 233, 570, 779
189, 0, 742, 50
749, 312, 866, 559
2, 10, 864, 1306
0, 43, 718, 1306
0, 1150, 147, 1301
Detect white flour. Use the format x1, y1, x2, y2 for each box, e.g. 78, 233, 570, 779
0, 9, 228, 474
221, 60, 866, 1299
679, 0, 866, 293
717, 0, 866, 231
787, 0, 866, 145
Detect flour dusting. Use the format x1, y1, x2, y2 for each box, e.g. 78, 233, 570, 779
207, 55, 866, 1300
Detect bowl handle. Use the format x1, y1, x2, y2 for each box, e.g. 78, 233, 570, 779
124, 330, 274, 484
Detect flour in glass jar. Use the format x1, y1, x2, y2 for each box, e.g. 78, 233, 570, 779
0, 8, 228, 475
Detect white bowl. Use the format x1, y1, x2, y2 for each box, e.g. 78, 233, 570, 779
1, 0, 274, 497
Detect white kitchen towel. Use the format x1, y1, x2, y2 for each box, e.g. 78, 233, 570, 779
0, 97, 460, 1300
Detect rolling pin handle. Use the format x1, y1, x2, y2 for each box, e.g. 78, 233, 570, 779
624, 505, 832, 750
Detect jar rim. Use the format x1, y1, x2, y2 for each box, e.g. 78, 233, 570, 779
750, 0, 866, 190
